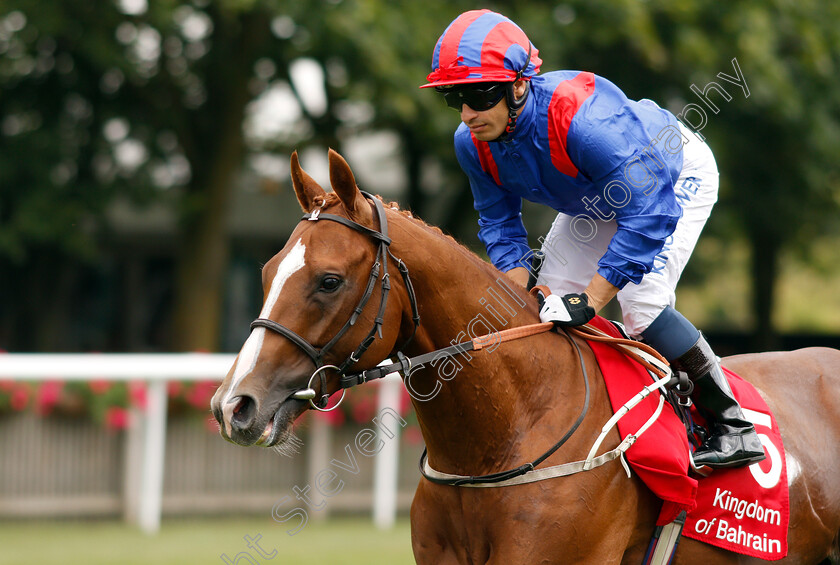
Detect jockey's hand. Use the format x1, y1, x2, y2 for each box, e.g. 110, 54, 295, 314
539, 293, 596, 327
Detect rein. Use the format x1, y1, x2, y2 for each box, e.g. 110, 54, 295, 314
339, 322, 555, 389
419, 327, 592, 486
337, 312, 677, 487
419, 326, 679, 487
249, 191, 679, 487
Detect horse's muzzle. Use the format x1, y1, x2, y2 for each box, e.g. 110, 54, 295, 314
213, 391, 307, 448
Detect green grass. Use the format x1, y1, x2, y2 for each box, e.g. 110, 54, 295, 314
0, 516, 415, 565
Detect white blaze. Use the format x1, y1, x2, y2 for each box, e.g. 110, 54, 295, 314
223, 239, 307, 407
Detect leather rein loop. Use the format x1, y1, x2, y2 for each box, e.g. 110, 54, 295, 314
416, 324, 677, 487
417, 328, 591, 486
339, 321, 554, 389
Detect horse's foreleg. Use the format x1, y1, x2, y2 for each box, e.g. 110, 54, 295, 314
411, 482, 467, 565
412, 544, 463, 565
410, 518, 462, 565
486, 545, 625, 565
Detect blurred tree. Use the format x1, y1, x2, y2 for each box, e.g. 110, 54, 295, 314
0, 3, 133, 349
1, 0, 838, 353
0, 1, 273, 350
0, 0, 472, 351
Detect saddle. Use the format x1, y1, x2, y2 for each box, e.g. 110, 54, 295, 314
583, 317, 789, 563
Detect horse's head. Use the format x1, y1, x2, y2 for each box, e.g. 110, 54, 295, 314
211, 149, 413, 448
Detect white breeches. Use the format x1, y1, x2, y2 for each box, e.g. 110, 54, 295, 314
536, 123, 720, 337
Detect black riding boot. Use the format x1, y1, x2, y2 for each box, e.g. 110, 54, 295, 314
673, 335, 766, 469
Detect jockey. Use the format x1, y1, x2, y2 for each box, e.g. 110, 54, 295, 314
422, 9, 764, 470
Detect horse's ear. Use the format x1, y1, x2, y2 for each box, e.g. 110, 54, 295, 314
328, 149, 368, 220
290, 151, 327, 212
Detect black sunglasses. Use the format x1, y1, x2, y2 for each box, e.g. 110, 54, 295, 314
436, 83, 507, 111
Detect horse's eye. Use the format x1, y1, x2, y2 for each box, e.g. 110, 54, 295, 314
319, 276, 342, 293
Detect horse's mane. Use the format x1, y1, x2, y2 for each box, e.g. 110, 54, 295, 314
316, 192, 495, 273
316, 191, 441, 230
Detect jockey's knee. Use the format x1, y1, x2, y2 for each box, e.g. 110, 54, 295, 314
638, 305, 701, 361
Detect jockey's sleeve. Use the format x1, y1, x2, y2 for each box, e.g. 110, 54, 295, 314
567, 97, 684, 290
454, 132, 531, 272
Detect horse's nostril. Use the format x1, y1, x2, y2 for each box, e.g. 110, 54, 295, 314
229, 395, 258, 432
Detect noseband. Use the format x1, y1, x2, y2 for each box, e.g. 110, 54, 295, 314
249, 191, 419, 411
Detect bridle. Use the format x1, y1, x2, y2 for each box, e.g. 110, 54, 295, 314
249, 191, 420, 411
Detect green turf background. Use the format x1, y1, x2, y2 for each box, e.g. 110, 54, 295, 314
0, 517, 415, 565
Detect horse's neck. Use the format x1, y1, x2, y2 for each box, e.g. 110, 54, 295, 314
394, 219, 593, 474
392, 216, 536, 339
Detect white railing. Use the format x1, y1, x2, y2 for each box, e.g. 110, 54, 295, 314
0, 354, 403, 534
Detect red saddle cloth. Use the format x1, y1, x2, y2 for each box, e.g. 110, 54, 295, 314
587, 317, 789, 561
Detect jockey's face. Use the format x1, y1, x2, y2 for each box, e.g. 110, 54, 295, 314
458, 80, 527, 142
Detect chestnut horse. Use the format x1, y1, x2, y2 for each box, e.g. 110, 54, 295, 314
211, 150, 840, 564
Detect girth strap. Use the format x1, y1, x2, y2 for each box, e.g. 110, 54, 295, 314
417, 328, 592, 486
417, 326, 679, 488
419, 440, 630, 487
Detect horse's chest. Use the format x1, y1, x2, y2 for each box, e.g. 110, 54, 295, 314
413, 484, 600, 564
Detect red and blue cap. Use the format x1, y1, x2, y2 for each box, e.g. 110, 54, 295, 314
421, 9, 542, 89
